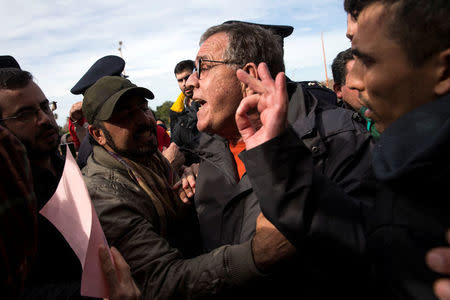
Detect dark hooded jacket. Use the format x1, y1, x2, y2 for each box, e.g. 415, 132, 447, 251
242, 93, 450, 299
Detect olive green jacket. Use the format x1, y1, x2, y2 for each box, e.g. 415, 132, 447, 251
83, 145, 261, 299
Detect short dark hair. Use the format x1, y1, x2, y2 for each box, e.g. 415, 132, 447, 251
0, 68, 33, 118
174, 60, 195, 75
344, 0, 376, 18
200, 23, 285, 78
332, 48, 353, 86
345, 0, 450, 66
0, 68, 33, 90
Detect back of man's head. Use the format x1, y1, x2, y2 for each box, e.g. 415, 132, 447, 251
174, 60, 195, 75
332, 48, 353, 86
200, 23, 285, 78
345, 0, 450, 67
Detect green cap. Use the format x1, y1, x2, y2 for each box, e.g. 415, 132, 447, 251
82, 76, 154, 124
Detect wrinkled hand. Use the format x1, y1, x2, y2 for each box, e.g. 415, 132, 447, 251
162, 143, 185, 174
69, 101, 84, 122
235, 63, 288, 150
99, 245, 141, 300
426, 230, 450, 300
173, 163, 199, 203
251, 213, 296, 272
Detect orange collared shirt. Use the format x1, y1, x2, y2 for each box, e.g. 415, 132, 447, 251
229, 140, 246, 179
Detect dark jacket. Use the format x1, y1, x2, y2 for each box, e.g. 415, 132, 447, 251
195, 81, 373, 250
193, 82, 374, 299
242, 93, 450, 299
83, 145, 263, 300
76, 134, 92, 170
169, 99, 201, 165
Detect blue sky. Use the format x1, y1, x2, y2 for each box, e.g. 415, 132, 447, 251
1, 0, 351, 126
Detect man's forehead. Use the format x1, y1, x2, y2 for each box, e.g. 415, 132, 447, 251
0, 81, 45, 113
176, 70, 192, 79
352, 3, 389, 53
197, 32, 228, 59
115, 94, 147, 110
357, 2, 388, 32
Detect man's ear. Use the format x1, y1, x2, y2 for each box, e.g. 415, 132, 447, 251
434, 48, 450, 96
88, 124, 107, 146
240, 62, 259, 96
333, 83, 343, 99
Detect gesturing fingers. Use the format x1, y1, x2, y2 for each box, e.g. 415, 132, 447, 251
173, 164, 199, 203
236, 62, 288, 150
433, 279, 450, 300
236, 62, 275, 94
236, 94, 262, 141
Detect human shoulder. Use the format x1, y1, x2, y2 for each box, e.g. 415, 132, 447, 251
83, 147, 147, 201
299, 80, 339, 107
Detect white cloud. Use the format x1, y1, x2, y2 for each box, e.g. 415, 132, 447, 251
285, 29, 351, 81
1, 0, 349, 126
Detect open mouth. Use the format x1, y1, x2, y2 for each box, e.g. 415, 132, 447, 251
195, 99, 206, 110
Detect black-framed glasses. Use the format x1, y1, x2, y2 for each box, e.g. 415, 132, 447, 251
194, 58, 235, 79
0, 100, 53, 123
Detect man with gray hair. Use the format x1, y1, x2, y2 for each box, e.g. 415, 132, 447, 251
81, 75, 295, 299
184, 21, 373, 298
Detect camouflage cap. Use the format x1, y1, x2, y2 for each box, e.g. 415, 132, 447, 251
82, 76, 154, 124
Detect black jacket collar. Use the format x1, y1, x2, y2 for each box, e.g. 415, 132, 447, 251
373, 93, 450, 182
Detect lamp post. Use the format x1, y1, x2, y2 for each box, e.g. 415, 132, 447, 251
118, 41, 126, 77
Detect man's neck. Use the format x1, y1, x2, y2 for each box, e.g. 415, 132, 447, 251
184, 97, 191, 106
227, 135, 243, 146
219, 123, 242, 145
104, 145, 154, 167
130, 155, 154, 166
30, 155, 57, 177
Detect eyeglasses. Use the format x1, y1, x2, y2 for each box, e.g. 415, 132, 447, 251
0, 100, 53, 123
50, 101, 57, 111
194, 58, 235, 79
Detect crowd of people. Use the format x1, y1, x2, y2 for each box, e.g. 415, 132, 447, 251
1, 0, 449, 299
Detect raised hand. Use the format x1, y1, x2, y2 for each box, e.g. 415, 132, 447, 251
162, 142, 185, 175
173, 163, 199, 204
99, 245, 142, 300
426, 230, 450, 300
69, 101, 84, 123
235, 62, 288, 150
